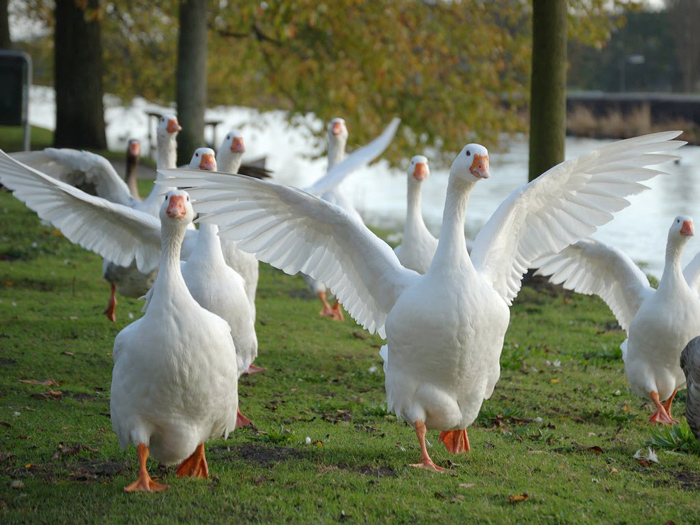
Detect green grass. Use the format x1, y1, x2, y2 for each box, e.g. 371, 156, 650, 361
0, 126, 54, 153
1, 181, 700, 523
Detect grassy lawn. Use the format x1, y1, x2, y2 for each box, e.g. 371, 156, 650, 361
1, 179, 700, 523
0, 126, 54, 153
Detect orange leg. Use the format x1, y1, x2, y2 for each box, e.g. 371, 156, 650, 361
244, 364, 266, 375
649, 391, 677, 425
410, 421, 445, 472
318, 291, 337, 319
439, 428, 471, 454
661, 389, 679, 423
330, 300, 344, 321
176, 443, 208, 479
236, 407, 253, 428
104, 283, 117, 322
124, 443, 168, 493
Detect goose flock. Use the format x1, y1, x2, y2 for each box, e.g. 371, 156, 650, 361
0, 117, 695, 490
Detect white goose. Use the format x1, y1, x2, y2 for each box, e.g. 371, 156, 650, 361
177, 148, 258, 425
301, 117, 401, 319
159, 131, 683, 471
535, 215, 700, 424
111, 189, 237, 492
215, 131, 261, 326
394, 155, 438, 274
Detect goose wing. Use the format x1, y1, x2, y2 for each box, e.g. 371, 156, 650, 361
534, 239, 652, 332
470, 131, 684, 305
158, 169, 418, 338
0, 150, 162, 273
303, 118, 401, 196
11, 148, 136, 207
683, 252, 700, 295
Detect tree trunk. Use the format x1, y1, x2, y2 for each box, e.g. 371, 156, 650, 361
54, 0, 107, 149
0, 0, 11, 50
176, 0, 208, 166
528, 0, 567, 181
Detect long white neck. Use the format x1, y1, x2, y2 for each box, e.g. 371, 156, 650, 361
143, 132, 178, 209
327, 136, 346, 169
660, 234, 691, 291
430, 175, 475, 271
216, 151, 243, 174
148, 216, 189, 311
191, 221, 226, 263
404, 178, 427, 237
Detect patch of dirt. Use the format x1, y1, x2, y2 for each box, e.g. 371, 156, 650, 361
64, 392, 99, 402
0, 357, 17, 366
521, 272, 564, 297
354, 465, 396, 478
69, 460, 125, 481
671, 471, 700, 490
211, 444, 304, 467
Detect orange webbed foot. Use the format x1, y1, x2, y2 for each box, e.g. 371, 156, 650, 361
176, 443, 208, 479
649, 391, 678, 425
124, 443, 168, 493
244, 364, 266, 375
236, 408, 253, 428
410, 460, 446, 472
104, 284, 117, 322
440, 429, 471, 454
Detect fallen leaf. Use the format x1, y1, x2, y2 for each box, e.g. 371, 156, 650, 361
19, 378, 59, 387
451, 495, 465, 503
0, 421, 12, 428
51, 230, 63, 237
459, 482, 476, 488
351, 331, 367, 340
588, 446, 604, 455
61, 351, 74, 357
550, 378, 559, 384
633, 447, 658, 464
9, 480, 25, 490
30, 390, 63, 401
509, 493, 529, 504
610, 467, 618, 474
50, 443, 98, 460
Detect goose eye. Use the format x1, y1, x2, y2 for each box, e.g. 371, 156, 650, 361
187, 196, 190, 201
466, 150, 471, 157
196, 153, 199, 157
164, 195, 168, 201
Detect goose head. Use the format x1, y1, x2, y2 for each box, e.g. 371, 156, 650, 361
189, 147, 217, 171
157, 114, 182, 140
222, 130, 245, 154
328, 117, 348, 148
127, 139, 141, 160
161, 189, 194, 222
670, 215, 694, 241
408, 155, 430, 183
450, 143, 490, 182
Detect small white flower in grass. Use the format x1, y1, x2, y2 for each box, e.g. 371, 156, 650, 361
31, 242, 37, 248
613, 390, 621, 396
63, 259, 70, 265
11, 302, 16, 307
128, 313, 134, 319
553, 360, 561, 368
633, 447, 659, 463
13, 412, 20, 417
368, 366, 377, 373
534, 417, 543, 423
591, 478, 599, 483
305, 436, 311, 445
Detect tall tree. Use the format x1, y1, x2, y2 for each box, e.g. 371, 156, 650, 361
529, 0, 567, 181
0, 0, 11, 49
54, 0, 106, 149
668, 0, 700, 93
175, 0, 207, 165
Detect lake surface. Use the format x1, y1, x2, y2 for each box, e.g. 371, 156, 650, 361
27, 87, 700, 278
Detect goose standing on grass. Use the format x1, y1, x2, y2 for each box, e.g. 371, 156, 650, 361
394, 155, 438, 274
680, 336, 700, 438
159, 131, 682, 471
177, 148, 258, 426
535, 215, 700, 424
111, 189, 238, 492
301, 117, 401, 320
124, 139, 142, 200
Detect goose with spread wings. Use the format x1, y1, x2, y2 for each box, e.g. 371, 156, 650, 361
158, 132, 682, 471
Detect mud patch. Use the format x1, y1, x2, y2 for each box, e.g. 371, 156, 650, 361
671, 471, 700, 490
69, 460, 126, 481
211, 444, 304, 466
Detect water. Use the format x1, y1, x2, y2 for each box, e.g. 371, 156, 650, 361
27, 87, 700, 279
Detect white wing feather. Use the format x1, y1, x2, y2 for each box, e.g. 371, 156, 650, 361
303, 117, 401, 196
471, 131, 684, 304
11, 148, 136, 207
0, 150, 163, 273
157, 170, 418, 338
533, 239, 653, 332
683, 252, 700, 295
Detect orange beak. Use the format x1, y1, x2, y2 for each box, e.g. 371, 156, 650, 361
230, 137, 245, 153
167, 119, 183, 133
331, 121, 344, 135
681, 220, 695, 236
470, 154, 490, 179
199, 153, 217, 171
413, 162, 428, 181
166, 195, 187, 219
128, 141, 140, 157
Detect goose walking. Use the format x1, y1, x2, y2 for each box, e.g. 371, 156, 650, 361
111, 189, 237, 492
535, 215, 700, 424
159, 131, 682, 470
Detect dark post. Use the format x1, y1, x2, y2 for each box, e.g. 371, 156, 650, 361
528, 0, 567, 181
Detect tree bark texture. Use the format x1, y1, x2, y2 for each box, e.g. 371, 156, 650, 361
54, 0, 107, 149
528, 0, 567, 181
0, 0, 11, 50
176, 0, 208, 166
